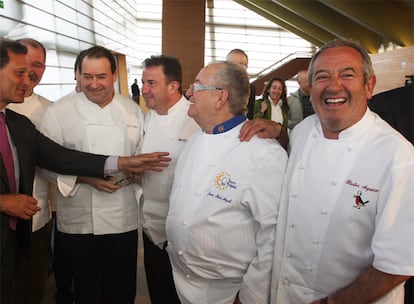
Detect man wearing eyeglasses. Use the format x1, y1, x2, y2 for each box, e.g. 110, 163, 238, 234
165, 61, 287, 304
7, 38, 56, 304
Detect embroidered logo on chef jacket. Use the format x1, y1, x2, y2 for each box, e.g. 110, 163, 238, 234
353, 190, 369, 209
214, 171, 237, 190
206, 171, 237, 204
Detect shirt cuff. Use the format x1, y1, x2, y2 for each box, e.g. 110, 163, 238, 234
104, 156, 119, 176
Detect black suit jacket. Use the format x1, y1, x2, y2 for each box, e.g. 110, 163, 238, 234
1, 109, 107, 258
369, 85, 414, 144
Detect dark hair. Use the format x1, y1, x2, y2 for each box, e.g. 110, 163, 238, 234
263, 76, 289, 113
308, 38, 374, 85
74, 49, 88, 72
16, 38, 46, 62
0, 38, 28, 69
80, 46, 117, 74
142, 55, 183, 94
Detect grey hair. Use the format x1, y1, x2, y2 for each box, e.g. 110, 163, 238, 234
308, 39, 374, 85
209, 61, 249, 115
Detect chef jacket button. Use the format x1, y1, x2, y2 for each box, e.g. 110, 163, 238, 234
182, 221, 187, 225
196, 192, 202, 196
347, 146, 353, 151
312, 133, 317, 138
298, 165, 304, 170
168, 241, 171, 246
331, 181, 338, 186
283, 280, 289, 286
210, 163, 216, 167
306, 266, 313, 271
286, 252, 291, 258
292, 193, 298, 198
312, 239, 319, 245
321, 210, 327, 215
289, 223, 295, 228
186, 274, 191, 279
178, 250, 183, 256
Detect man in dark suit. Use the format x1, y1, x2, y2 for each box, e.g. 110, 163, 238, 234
0, 38, 170, 304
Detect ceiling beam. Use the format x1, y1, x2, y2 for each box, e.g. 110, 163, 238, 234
234, 0, 331, 47
320, 0, 414, 47
274, 0, 384, 53
234, 0, 414, 54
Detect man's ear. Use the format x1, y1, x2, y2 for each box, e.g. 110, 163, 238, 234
215, 89, 229, 110
168, 80, 180, 92
365, 75, 376, 100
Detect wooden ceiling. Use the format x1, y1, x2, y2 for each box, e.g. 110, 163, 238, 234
233, 0, 414, 54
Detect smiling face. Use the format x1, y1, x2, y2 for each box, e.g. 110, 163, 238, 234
0, 51, 30, 108
25, 44, 46, 96
309, 46, 376, 139
141, 65, 176, 114
80, 56, 117, 107
186, 64, 225, 133
268, 79, 284, 103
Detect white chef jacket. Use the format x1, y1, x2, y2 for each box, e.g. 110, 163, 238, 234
139, 96, 199, 247
7, 93, 56, 232
166, 121, 288, 304
39, 92, 143, 235
271, 109, 414, 304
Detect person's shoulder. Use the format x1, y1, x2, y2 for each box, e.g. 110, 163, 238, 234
114, 94, 144, 116
371, 113, 414, 154
287, 89, 300, 100
5, 108, 34, 127
50, 93, 79, 109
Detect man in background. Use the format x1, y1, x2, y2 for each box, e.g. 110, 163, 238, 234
287, 69, 313, 129
7, 37, 56, 304
131, 78, 140, 104
226, 49, 256, 119
139, 54, 199, 304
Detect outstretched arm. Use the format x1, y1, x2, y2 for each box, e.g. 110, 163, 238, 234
118, 152, 171, 174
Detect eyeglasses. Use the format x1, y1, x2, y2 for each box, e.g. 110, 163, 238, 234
189, 83, 223, 92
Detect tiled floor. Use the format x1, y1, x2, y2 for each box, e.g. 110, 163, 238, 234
41, 229, 151, 304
